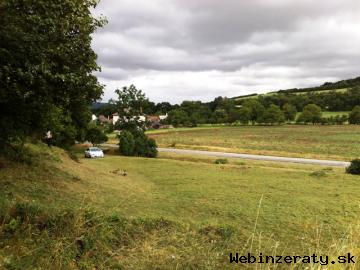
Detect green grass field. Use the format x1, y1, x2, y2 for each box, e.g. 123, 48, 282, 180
149, 125, 360, 161
234, 88, 349, 100
1, 144, 360, 269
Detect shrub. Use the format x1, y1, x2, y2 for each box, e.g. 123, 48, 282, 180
3, 143, 33, 164
85, 127, 108, 146
214, 158, 228, 164
145, 138, 158, 158
133, 134, 158, 158
346, 159, 360, 175
119, 129, 157, 158
119, 131, 135, 156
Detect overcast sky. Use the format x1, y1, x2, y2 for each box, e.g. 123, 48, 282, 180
92, 0, 360, 104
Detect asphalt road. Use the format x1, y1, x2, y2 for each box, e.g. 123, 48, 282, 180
101, 143, 350, 167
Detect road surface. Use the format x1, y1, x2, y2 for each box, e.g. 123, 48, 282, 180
101, 143, 350, 167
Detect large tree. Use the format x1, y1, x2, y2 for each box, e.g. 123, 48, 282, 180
297, 104, 322, 124
115, 85, 158, 158
282, 103, 297, 122
0, 0, 105, 149
114, 85, 147, 132
260, 105, 285, 125
241, 100, 265, 124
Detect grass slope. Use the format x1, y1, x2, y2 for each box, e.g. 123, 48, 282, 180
1, 144, 360, 269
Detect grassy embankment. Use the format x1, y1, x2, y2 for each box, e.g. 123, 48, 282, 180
1, 143, 360, 269
149, 125, 360, 161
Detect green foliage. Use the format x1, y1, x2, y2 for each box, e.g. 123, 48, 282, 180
238, 106, 252, 124
260, 105, 285, 124
282, 103, 297, 122
141, 137, 158, 158
297, 104, 322, 124
132, 133, 158, 158
2, 143, 34, 164
349, 106, 360, 124
167, 109, 191, 127
346, 159, 360, 175
114, 85, 158, 158
119, 127, 158, 158
119, 130, 135, 156
114, 85, 147, 131
241, 100, 265, 124
214, 158, 228, 164
85, 127, 108, 146
0, 0, 105, 152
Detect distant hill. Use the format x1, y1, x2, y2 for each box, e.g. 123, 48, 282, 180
233, 76, 360, 100
91, 102, 109, 110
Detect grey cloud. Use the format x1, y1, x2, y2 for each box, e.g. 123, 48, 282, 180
92, 0, 360, 102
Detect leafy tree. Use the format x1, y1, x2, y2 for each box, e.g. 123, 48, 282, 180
180, 101, 211, 124
167, 109, 190, 127
0, 0, 105, 152
282, 103, 297, 122
297, 104, 322, 124
114, 85, 148, 132
211, 109, 228, 124
155, 102, 173, 115
238, 106, 252, 125
85, 127, 108, 146
260, 105, 285, 125
119, 130, 135, 156
115, 85, 158, 158
349, 106, 360, 124
241, 100, 265, 124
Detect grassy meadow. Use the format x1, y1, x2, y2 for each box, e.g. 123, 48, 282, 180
1, 144, 360, 269
233, 88, 350, 100
149, 125, 360, 161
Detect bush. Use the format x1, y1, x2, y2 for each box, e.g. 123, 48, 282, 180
85, 127, 108, 146
346, 159, 360, 175
145, 138, 158, 158
3, 143, 33, 164
214, 158, 228, 164
133, 134, 158, 158
119, 130, 135, 156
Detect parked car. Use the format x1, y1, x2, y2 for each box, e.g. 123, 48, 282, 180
84, 147, 104, 158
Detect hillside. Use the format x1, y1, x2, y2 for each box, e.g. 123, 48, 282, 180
2, 143, 360, 269
233, 76, 360, 100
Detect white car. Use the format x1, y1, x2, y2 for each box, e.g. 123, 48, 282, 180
84, 147, 104, 158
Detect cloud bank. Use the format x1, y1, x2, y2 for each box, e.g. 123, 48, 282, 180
92, 0, 360, 103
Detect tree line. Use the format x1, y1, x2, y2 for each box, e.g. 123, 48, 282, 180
93, 87, 360, 127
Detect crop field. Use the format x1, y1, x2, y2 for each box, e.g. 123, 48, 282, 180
1, 144, 360, 269
149, 125, 360, 160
